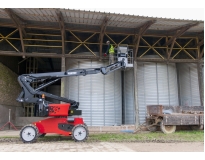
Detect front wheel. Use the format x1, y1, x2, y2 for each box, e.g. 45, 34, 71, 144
20, 124, 38, 143
160, 120, 176, 134
72, 124, 88, 142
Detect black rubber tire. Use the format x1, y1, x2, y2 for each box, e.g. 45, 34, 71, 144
38, 133, 46, 138
191, 125, 204, 130
160, 120, 176, 134
84, 123, 88, 129
72, 124, 89, 142
20, 124, 38, 143
146, 120, 157, 132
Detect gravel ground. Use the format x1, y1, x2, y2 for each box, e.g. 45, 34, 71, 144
0, 137, 204, 152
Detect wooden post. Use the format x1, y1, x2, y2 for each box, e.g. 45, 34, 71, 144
133, 60, 139, 130
197, 62, 204, 106
61, 56, 66, 99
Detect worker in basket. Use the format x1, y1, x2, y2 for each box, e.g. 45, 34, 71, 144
104, 41, 116, 64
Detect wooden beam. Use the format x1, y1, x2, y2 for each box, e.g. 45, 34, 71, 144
197, 39, 204, 47
136, 58, 203, 63
133, 20, 156, 60
99, 16, 109, 59
133, 61, 139, 130
135, 20, 156, 36
165, 23, 199, 46
4, 8, 27, 54
199, 47, 204, 59
4, 8, 26, 37
197, 62, 204, 106
167, 38, 176, 59
56, 10, 66, 55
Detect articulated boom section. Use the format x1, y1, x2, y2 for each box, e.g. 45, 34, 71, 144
17, 59, 125, 106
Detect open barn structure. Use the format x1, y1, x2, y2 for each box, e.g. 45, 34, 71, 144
0, 8, 204, 129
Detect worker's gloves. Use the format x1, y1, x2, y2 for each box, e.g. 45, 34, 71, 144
104, 53, 107, 56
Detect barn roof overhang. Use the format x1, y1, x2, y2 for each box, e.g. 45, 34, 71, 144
0, 8, 204, 37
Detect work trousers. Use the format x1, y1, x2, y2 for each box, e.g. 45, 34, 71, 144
109, 54, 114, 64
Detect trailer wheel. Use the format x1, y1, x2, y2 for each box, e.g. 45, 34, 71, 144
72, 124, 89, 142
160, 120, 176, 134
191, 125, 204, 130
20, 124, 38, 143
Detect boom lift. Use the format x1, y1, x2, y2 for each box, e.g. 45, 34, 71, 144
17, 56, 128, 143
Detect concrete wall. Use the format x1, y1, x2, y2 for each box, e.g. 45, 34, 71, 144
0, 62, 23, 129
0, 104, 23, 129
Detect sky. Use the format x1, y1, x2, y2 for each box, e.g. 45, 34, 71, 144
2, 0, 204, 21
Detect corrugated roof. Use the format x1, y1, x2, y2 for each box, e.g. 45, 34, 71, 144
0, 8, 204, 35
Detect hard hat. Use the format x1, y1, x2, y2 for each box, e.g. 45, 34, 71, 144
106, 41, 110, 44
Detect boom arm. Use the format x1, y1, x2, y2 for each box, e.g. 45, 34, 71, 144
17, 59, 126, 107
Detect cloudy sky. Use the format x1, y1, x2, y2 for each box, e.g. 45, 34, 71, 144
2, 0, 204, 20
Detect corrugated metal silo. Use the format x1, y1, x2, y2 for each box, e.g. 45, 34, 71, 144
177, 63, 200, 106
137, 62, 179, 124
65, 59, 122, 126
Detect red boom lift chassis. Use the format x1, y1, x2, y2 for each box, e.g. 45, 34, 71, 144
17, 57, 127, 143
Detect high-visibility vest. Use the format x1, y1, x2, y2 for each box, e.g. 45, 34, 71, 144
109, 45, 115, 54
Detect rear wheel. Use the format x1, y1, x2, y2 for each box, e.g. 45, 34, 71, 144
160, 120, 176, 134
20, 124, 38, 143
72, 124, 88, 142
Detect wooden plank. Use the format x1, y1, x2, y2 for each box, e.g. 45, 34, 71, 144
147, 105, 163, 115
181, 106, 204, 113
163, 115, 200, 125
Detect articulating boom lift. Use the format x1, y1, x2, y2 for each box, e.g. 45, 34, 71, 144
17, 58, 126, 143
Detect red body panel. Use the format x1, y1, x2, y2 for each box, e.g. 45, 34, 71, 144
33, 117, 84, 136
48, 103, 70, 116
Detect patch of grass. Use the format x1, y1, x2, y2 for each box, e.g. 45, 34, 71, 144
0, 130, 203, 143
87, 130, 204, 142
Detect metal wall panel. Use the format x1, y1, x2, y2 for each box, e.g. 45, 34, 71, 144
65, 59, 122, 126
123, 69, 135, 124
136, 63, 179, 124
178, 63, 200, 106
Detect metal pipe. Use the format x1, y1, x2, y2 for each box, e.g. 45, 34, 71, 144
27, 33, 61, 36
152, 48, 164, 59
172, 49, 182, 59
183, 49, 195, 59
24, 44, 62, 48
69, 31, 82, 42
83, 44, 96, 56
139, 48, 151, 58
105, 33, 117, 45
118, 35, 130, 44
68, 44, 82, 54
6, 39, 19, 52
